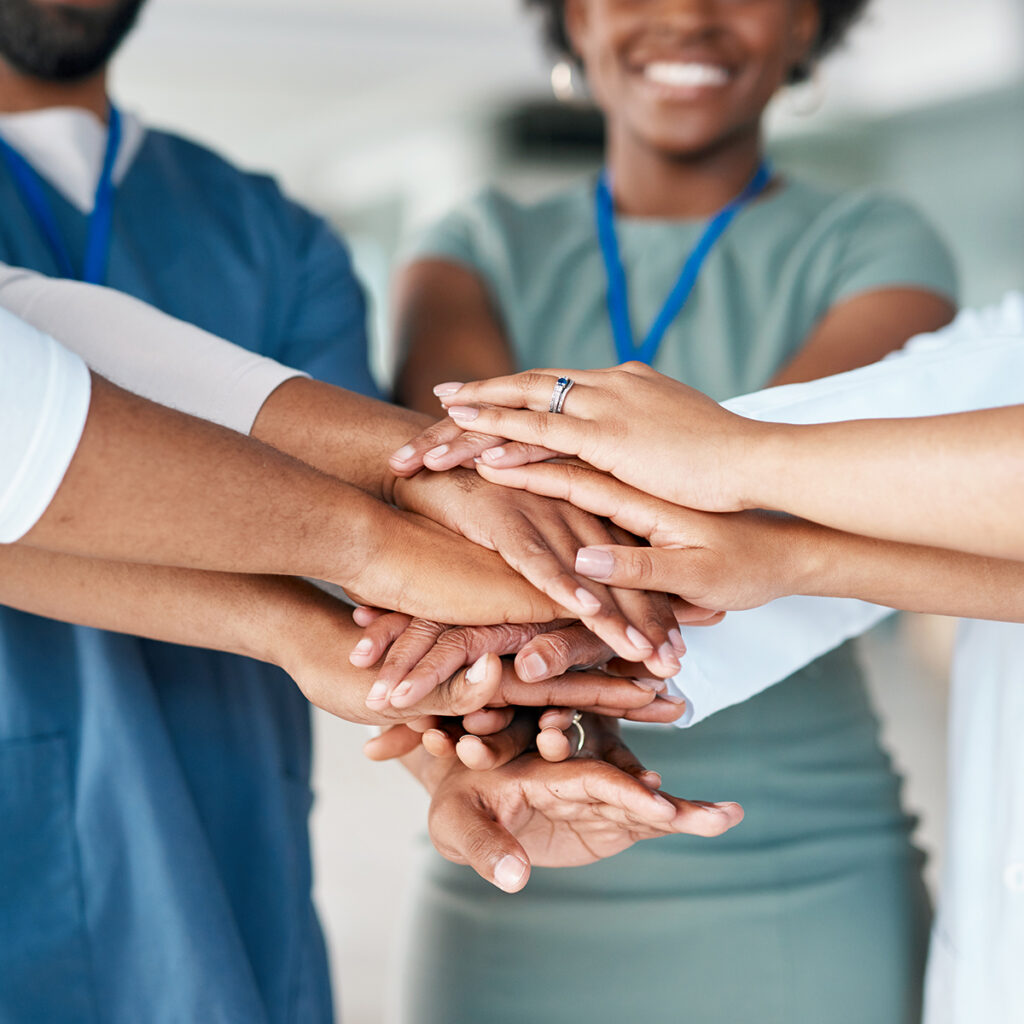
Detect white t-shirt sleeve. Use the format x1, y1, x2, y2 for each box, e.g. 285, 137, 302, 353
0, 307, 91, 543
0, 263, 306, 435
670, 293, 1024, 727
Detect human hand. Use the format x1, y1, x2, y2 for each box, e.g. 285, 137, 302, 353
472, 461, 820, 611
389, 363, 772, 512
349, 609, 682, 713
414, 734, 743, 892
390, 467, 684, 675
341, 501, 562, 626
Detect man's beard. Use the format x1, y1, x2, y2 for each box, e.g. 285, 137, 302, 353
0, 0, 147, 82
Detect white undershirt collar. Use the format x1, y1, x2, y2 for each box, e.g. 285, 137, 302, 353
0, 105, 146, 214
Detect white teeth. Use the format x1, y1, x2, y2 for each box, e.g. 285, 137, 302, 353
643, 62, 729, 88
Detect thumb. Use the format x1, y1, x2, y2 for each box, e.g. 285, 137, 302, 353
575, 544, 708, 597
425, 652, 504, 717
430, 796, 532, 893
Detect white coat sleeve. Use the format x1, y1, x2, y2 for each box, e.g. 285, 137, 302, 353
0, 263, 306, 435
0, 308, 91, 542
670, 293, 1024, 726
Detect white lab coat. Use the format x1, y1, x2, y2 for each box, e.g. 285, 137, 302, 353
669, 294, 1024, 1024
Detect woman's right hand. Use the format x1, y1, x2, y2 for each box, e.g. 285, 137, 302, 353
389, 362, 771, 513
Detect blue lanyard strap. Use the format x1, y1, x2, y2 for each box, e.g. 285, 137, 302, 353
0, 104, 122, 285
595, 159, 773, 367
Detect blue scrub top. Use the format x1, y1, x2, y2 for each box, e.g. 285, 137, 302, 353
0, 128, 379, 1024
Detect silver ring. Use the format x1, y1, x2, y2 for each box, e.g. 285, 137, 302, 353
548, 376, 575, 414
570, 711, 585, 756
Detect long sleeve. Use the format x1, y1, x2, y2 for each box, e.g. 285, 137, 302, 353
672, 293, 1024, 726
0, 263, 305, 435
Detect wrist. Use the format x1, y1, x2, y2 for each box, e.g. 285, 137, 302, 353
733, 420, 797, 512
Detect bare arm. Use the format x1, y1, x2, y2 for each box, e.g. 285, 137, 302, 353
393, 260, 516, 416
473, 460, 1024, 619
0, 545, 663, 724
19, 374, 559, 625
744, 407, 1024, 560
769, 287, 955, 386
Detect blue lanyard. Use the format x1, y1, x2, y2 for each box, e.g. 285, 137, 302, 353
0, 104, 122, 285
595, 159, 772, 367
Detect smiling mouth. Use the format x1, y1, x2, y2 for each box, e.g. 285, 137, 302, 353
642, 61, 731, 89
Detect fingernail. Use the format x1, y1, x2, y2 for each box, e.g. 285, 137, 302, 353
668, 628, 687, 657
433, 382, 464, 397
575, 588, 603, 615
658, 642, 681, 672
625, 626, 654, 653
641, 770, 662, 787
366, 682, 388, 704
392, 681, 412, 699
352, 638, 373, 657
448, 406, 479, 423
494, 854, 528, 892
392, 444, 415, 464
633, 677, 667, 693
658, 692, 687, 706
519, 652, 549, 681
651, 792, 675, 812
575, 547, 614, 580
426, 444, 449, 459
482, 446, 506, 462
466, 656, 488, 683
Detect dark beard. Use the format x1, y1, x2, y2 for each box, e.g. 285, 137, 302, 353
0, 0, 147, 81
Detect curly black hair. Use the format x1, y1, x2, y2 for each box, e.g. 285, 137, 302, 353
522, 0, 870, 82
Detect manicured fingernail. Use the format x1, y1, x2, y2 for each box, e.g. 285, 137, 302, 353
519, 652, 549, 681
494, 855, 528, 892
448, 405, 479, 423
658, 692, 687, 706
392, 444, 416, 464
352, 638, 373, 657
575, 547, 614, 580
466, 656, 488, 683
625, 626, 654, 653
651, 792, 675, 812
482, 446, 506, 462
392, 681, 412, 699
658, 642, 681, 672
575, 588, 603, 615
366, 682, 388, 703
641, 770, 662, 787
633, 677, 667, 693
668, 628, 687, 656
433, 382, 464, 397
426, 444, 449, 459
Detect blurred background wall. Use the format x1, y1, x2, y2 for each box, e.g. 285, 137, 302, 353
109, 2, 1024, 1020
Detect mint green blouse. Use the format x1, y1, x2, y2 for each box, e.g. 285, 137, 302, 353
405, 177, 957, 400
397, 176, 957, 1024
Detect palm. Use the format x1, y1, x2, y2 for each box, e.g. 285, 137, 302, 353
465, 754, 665, 868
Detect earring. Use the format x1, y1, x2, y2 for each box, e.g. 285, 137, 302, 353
784, 62, 827, 117
550, 60, 586, 103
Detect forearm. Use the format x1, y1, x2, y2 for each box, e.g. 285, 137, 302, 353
250, 377, 430, 501
744, 407, 1024, 559
792, 517, 1024, 620
20, 374, 389, 585
0, 543, 339, 665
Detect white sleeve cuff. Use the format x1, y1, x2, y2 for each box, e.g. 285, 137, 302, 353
0, 311, 92, 542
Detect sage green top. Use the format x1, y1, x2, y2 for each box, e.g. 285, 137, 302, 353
397, 178, 956, 1024
405, 176, 957, 399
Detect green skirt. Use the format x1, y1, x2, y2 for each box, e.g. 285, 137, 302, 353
398, 642, 929, 1024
